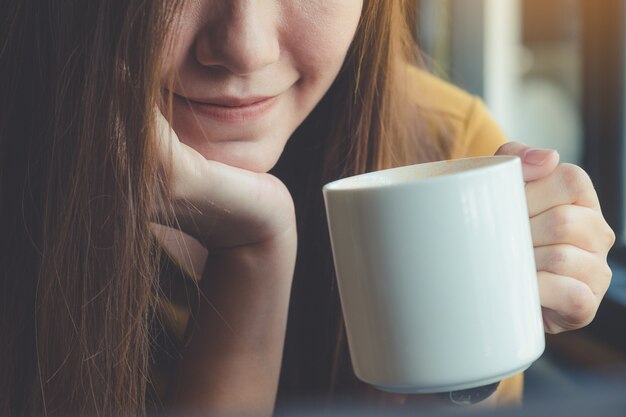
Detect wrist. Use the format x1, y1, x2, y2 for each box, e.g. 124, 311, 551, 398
202, 225, 297, 282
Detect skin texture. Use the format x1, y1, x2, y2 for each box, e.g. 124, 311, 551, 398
156, 1, 364, 416
154, 1, 614, 415
495, 143, 614, 334
162, 0, 364, 172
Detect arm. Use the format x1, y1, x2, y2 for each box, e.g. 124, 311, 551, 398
155, 114, 297, 417
167, 231, 296, 417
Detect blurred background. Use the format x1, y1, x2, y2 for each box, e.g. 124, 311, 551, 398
415, 0, 626, 406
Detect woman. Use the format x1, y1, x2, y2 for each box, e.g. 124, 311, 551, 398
0, 1, 614, 416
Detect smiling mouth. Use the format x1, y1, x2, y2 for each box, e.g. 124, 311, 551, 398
173, 92, 278, 124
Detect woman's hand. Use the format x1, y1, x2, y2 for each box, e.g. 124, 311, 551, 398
153, 112, 297, 417
154, 111, 296, 250
496, 142, 615, 334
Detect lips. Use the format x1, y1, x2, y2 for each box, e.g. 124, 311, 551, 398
173, 92, 278, 123
193, 95, 273, 107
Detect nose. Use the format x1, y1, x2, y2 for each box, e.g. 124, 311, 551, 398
195, 1, 280, 75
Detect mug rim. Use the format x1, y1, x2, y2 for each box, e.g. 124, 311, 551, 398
322, 155, 520, 193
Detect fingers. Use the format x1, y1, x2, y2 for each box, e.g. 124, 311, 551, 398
498, 142, 616, 335
153, 109, 297, 249
498, 143, 601, 215
495, 142, 560, 182
525, 163, 601, 217
533, 208, 614, 334
537, 271, 598, 334
534, 244, 612, 298
530, 205, 615, 253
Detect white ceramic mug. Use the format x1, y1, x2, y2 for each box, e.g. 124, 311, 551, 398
323, 156, 545, 394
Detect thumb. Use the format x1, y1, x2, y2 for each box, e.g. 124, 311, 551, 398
495, 142, 560, 182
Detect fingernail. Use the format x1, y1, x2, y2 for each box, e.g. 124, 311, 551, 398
524, 148, 554, 165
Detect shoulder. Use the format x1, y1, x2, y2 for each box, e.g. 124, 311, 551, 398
406, 66, 477, 121
403, 66, 508, 158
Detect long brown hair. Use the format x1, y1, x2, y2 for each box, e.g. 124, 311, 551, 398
0, 0, 453, 415
0, 1, 182, 415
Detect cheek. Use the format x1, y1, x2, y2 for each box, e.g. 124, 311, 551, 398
282, 1, 363, 76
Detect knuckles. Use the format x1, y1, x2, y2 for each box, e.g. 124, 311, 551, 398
555, 163, 594, 202
562, 282, 597, 330
541, 245, 572, 273
601, 263, 614, 293
605, 220, 617, 249
532, 162, 615, 334
544, 205, 592, 248
541, 205, 614, 253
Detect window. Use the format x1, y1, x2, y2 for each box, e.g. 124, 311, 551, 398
417, 0, 625, 306
416, 0, 626, 402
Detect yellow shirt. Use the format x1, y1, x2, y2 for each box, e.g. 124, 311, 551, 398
407, 67, 507, 159
151, 68, 522, 409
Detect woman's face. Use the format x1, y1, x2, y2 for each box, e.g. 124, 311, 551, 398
162, 0, 364, 172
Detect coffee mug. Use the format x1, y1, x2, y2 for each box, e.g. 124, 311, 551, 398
322, 156, 545, 394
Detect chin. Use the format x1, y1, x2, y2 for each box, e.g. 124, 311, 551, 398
186, 140, 283, 174
222, 156, 279, 174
